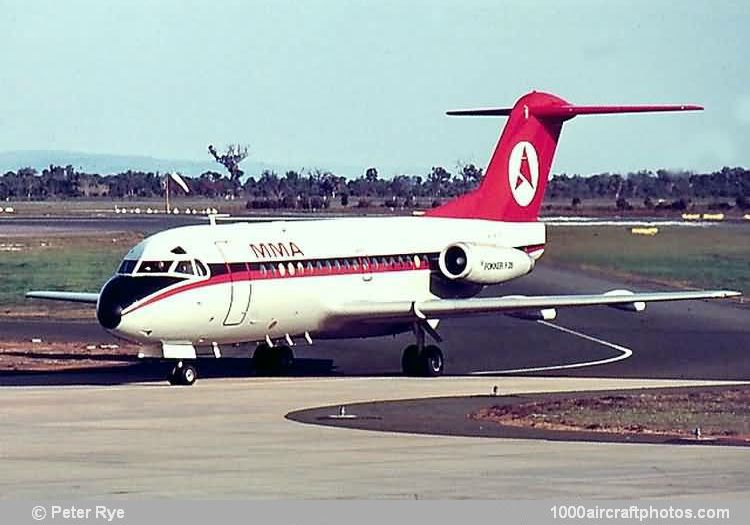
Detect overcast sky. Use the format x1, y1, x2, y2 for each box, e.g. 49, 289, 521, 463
0, 0, 748, 177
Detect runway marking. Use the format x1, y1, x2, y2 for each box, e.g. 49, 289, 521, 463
471, 320, 633, 375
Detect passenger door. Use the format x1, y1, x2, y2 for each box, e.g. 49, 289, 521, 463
214, 241, 252, 326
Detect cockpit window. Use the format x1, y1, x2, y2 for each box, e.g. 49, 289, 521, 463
118, 260, 138, 274
195, 260, 208, 277
138, 260, 171, 273
170, 246, 187, 255
173, 260, 194, 275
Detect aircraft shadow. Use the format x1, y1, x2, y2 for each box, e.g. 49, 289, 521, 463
0, 357, 339, 387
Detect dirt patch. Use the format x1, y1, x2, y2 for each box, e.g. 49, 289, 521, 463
0, 340, 141, 372
471, 387, 750, 442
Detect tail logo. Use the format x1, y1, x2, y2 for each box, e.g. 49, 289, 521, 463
508, 141, 539, 207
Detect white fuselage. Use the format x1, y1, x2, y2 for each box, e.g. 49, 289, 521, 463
102, 216, 545, 349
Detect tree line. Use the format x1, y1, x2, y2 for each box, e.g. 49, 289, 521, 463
1, 164, 749, 210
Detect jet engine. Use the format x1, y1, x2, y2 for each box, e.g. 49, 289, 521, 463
437, 242, 534, 285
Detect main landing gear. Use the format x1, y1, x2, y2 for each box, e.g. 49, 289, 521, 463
401, 322, 444, 377
167, 360, 198, 386
253, 343, 295, 375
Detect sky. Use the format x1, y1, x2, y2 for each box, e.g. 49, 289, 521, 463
0, 0, 748, 177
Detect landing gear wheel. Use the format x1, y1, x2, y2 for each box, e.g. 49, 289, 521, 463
401, 344, 420, 376
276, 345, 294, 372
168, 361, 198, 386
420, 345, 444, 377
253, 344, 294, 375
253, 344, 274, 374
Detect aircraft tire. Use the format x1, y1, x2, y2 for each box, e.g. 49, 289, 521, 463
401, 344, 420, 376
420, 345, 444, 377
168, 361, 197, 386
180, 363, 198, 386
254, 344, 294, 375
276, 345, 295, 373
253, 344, 274, 375
167, 365, 181, 385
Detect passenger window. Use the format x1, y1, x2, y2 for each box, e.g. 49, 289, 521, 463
287, 262, 296, 276
174, 260, 195, 275
306, 262, 313, 272
297, 262, 305, 275
278, 263, 286, 276
260, 264, 267, 276
351, 258, 359, 270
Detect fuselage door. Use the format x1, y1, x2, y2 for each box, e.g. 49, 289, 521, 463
214, 241, 252, 326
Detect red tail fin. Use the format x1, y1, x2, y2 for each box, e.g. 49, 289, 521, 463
426, 91, 702, 222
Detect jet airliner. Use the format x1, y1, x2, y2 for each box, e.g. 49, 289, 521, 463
27, 91, 740, 385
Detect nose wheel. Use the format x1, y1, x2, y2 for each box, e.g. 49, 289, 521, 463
167, 361, 198, 386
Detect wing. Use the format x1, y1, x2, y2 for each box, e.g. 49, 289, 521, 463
327, 290, 740, 323
26, 291, 100, 304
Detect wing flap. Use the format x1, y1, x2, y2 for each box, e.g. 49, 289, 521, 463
26, 291, 100, 304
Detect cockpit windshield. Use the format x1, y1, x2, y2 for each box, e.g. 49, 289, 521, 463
117, 258, 208, 277
118, 260, 138, 274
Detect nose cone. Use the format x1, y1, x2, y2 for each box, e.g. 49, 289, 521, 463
96, 277, 127, 329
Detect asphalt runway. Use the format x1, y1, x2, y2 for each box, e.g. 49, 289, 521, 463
1, 376, 748, 499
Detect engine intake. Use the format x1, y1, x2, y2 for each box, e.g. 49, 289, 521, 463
438, 242, 534, 285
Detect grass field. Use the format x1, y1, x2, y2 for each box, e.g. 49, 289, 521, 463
1, 224, 747, 317
472, 386, 750, 440
0, 232, 143, 316
544, 225, 749, 295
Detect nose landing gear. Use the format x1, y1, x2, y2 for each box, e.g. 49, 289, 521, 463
167, 360, 198, 386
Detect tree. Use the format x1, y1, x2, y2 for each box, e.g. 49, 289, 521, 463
208, 144, 249, 196
615, 197, 632, 211
428, 166, 451, 197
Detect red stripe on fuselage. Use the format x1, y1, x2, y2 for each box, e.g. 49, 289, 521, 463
123, 256, 433, 315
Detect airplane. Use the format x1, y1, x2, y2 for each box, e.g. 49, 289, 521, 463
27, 91, 740, 386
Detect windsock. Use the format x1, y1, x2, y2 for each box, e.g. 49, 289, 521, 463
169, 172, 190, 193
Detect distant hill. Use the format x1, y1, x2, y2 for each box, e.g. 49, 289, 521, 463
0, 150, 422, 179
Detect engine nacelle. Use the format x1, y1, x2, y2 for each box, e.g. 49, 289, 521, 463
438, 242, 534, 285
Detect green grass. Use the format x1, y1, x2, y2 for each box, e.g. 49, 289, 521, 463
544, 225, 750, 294
0, 234, 141, 308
